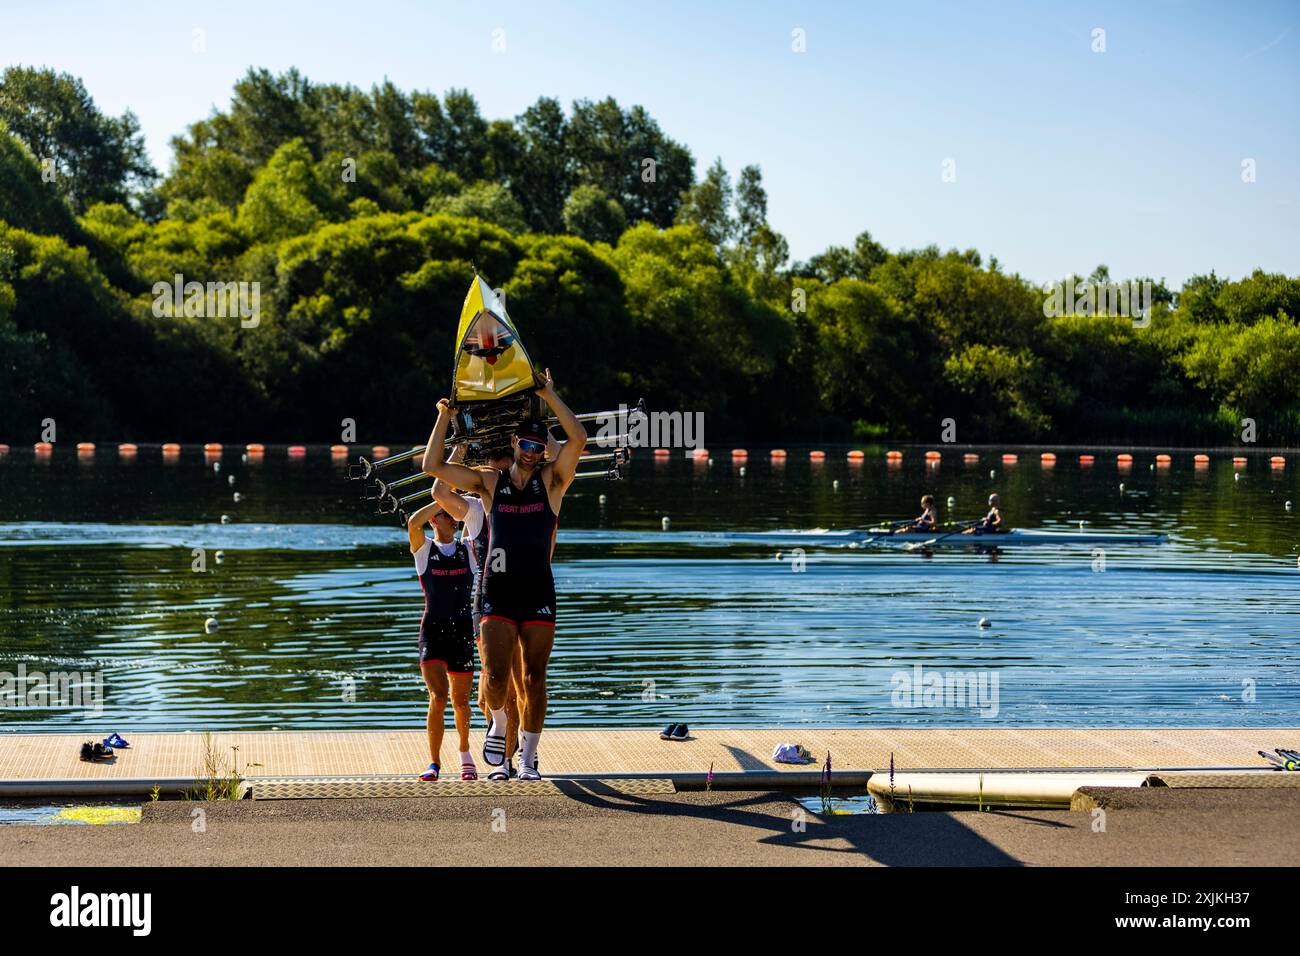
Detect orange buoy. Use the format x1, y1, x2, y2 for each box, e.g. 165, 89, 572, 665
885, 450, 903, 460
118, 443, 138, 454
809, 450, 826, 461
1001, 454, 1018, 463
370, 445, 389, 457
924, 450, 941, 460
246, 443, 266, 454
1193, 454, 1210, 463
35, 441, 53, 453
847, 450, 865, 461
1233, 457, 1247, 466
330, 445, 349, 455
1155, 454, 1172, 465
963, 453, 979, 463
0, 444, 10, 455
1270, 456, 1286, 467
692, 447, 709, 457
162, 443, 181, 454
1116, 454, 1133, 463
1040, 452, 1057, 463
76, 442, 95, 453
770, 449, 787, 459
1078, 454, 1095, 464
654, 448, 671, 458
203, 443, 223, 454
288, 445, 307, 457
731, 448, 749, 459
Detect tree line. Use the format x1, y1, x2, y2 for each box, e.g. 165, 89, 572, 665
1, 66, 1297, 445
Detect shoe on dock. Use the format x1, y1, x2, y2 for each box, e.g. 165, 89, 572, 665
79, 741, 115, 762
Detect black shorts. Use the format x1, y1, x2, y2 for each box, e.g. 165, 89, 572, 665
480, 578, 557, 629
419, 617, 476, 673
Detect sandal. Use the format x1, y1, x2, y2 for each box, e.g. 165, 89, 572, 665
79, 741, 115, 762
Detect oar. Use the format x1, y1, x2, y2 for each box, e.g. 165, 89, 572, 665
903, 519, 981, 551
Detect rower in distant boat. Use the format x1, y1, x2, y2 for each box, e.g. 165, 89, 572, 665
965, 493, 1006, 534
895, 495, 938, 534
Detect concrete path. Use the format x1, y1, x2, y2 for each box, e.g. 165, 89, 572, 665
3, 788, 1296, 867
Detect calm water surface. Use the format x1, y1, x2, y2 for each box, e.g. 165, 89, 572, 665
1, 444, 1297, 731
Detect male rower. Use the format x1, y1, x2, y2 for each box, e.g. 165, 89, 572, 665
422, 369, 586, 780
965, 493, 1005, 534
433, 443, 524, 780
406, 495, 478, 782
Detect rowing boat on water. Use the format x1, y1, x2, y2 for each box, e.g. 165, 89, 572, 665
720, 528, 1165, 546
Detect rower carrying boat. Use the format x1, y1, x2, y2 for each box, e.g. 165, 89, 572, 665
348, 275, 635, 524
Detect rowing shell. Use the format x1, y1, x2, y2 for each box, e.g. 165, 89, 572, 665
718, 528, 1166, 547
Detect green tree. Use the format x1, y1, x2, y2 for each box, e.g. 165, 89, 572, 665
561, 184, 626, 244
426, 182, 528, 235
0, 66, 156, 213
236, 139, 327, 243
675, 158, 733, 246
0, 125, 83, 239
943, 344, 1063, 438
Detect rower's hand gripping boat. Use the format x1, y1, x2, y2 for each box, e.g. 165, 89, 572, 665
348, 275, 637, 524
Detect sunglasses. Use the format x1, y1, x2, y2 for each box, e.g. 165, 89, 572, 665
517, 439, 546, 454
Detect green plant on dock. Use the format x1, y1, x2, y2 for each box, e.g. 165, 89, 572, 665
149, 784, 160, 802
819, 751, 833, 815
905, 784, 914, 814
182, 733, 244, 801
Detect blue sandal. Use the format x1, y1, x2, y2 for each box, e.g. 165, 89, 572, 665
418, 762, 440, 782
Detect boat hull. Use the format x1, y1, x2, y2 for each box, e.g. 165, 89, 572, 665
720, 528, 1165, 546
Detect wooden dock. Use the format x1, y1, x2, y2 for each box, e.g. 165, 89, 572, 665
2, 727, 1295, 793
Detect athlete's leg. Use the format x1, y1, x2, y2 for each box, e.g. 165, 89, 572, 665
478, 617, 518, 765
517, 623, 555, 734
420, 661, 450, 765
449, 671, 473, 754
478, 618, 518, 712
516, 624, 554, 777
506, 637, 524, 757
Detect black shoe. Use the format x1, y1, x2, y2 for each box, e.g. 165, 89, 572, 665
659, 723, 676, 740
79, 741, 114, 762
670, 724, 689, 741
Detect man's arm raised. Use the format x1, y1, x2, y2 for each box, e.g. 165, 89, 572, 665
537, 369, 587, 490
422, 400, 488, 494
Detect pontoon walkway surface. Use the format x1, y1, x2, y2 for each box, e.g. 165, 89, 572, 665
1, 727, 1295, 797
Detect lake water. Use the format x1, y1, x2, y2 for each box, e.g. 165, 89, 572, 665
1, 444, 1297, 732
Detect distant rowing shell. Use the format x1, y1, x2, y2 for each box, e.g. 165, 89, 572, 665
714, 528, 1166, 547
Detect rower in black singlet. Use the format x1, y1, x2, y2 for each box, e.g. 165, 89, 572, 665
415, 534, 476, 674
480, 466, 558, 628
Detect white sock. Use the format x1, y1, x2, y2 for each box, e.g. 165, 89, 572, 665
459, 751, 474, 767
488, 707, 507, 737
519, 730, 540, 769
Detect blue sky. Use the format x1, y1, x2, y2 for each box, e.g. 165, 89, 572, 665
3, 0, 1297, 286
